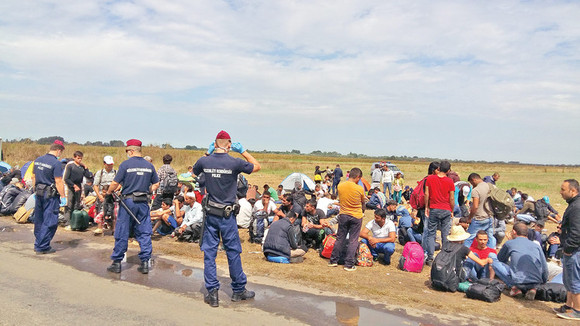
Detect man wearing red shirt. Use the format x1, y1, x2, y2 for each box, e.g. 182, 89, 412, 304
423, 160, 455, 265
464, 230, 497, 281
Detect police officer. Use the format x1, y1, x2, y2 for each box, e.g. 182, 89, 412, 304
32, 140, 67, 254
193, 130, 260, 307
106, 139, 159, 274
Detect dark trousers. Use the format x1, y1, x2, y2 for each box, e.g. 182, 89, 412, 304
33, 195, 59, 252
111, 199, 152, 262
330, 214, 362, 268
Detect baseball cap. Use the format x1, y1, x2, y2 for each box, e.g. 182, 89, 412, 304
216, 130, 231, 140
126, 139, 142, 147
103, 155, 114, 165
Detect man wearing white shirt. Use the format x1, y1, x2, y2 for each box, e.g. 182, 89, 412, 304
236, 197, 254, 229
359, 208, 397, 265
381, 165, 395, 199
174, 193, 204, 242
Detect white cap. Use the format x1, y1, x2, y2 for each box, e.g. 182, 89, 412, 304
104, 155, 114, 165
186, 192, 196, 198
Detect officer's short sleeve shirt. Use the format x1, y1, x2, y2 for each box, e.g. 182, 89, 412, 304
33, 153, 63, 185
114, 157, 159, 195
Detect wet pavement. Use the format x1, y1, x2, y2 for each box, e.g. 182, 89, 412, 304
0, 220, 474, 325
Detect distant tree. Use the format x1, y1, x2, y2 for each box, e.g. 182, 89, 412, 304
37, 136, 64, 145
291, 149, 301, 154
109, 140, 125, 147
184, 145, 199, 150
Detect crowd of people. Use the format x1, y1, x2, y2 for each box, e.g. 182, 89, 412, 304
1, 142, 579, 320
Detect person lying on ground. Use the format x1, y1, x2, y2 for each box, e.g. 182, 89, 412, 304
360, 208, 396, 265
493, 222, 549, 300
263, 211, 306, 263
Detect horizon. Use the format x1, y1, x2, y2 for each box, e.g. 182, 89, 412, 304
1, 1, 579, 165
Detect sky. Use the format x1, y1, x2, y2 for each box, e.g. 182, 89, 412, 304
1, 1, 579, 164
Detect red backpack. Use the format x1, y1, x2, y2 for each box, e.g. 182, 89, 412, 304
320, 234, 336, 259
410, 177, 427, 210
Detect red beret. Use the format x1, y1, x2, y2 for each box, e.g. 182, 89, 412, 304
53, 140, 65, 149
216, 130, 231, 140
126, 139, 142, 147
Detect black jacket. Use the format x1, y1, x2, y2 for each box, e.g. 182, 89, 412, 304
263, 218, 299, 259
561, 195, 580, 255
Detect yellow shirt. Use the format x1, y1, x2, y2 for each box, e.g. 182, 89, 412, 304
338, 180, 365, 219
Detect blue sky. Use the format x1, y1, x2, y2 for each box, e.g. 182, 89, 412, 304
1, 1, 579, 164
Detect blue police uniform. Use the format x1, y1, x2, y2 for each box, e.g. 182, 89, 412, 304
33, 153, 64, 252
110, 156, 159, 262
193, 153, 254, 292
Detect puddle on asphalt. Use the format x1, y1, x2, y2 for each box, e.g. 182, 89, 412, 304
1, 221, 458, 325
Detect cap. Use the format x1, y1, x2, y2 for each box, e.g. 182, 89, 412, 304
10, 178, 19, 185
216, 130, 231, 140
53, 140, 65, 149
103, 155, 114, 165
186, 192, 196, 198
543, 196, 550, 204
126, 139, 142, 147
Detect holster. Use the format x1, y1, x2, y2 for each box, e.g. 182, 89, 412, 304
35, 184, 58, 198
205, 200, 236, 218
124, 192, 149, 203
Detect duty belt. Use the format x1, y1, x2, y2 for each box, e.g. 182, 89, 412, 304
205, 200, 235, 218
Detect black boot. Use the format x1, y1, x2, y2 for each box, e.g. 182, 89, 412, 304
204, 288, 219, 307
137, 260, 149, 274
231, 289, 255, 302
107, 261, 121, 273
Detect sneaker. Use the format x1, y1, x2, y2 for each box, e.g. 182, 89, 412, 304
425, 259, 433, 267
64, 225, 72, 231
231, 289, 255, 302
344, 266, 357, 272
94, 228, 103, 235
557, 310, 580, 321
328, 263, 338, 267
553, 305, 573, 314
524, 288, 536, 300
509, 286, 523, 298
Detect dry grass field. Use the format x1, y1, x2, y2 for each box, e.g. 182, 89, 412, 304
3, 142, 580, 325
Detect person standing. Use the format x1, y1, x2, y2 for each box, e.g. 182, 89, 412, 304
106, 139, 159, 274
32, 140, 66, 254
63, 151, 93, 229
328, 167, 366, 271
370, 164, 382, 190
152, 154, 177, 210
555, 179, 580, 320
483, 172, 500, 185
381, 165, 394, 199
193, 130, 260, 307
331, 164, 343, 195
423, 160, 455, 266
464, 173, 496, 249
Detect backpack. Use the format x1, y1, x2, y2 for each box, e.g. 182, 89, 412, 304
430, 243, 465, 292
486, 184, 515, 220
410, 177, 427, 210
162, 170, 179, 195
534, 198, 550, 221
237, 174, 249, 198
248, 210, 268, 244
320, 234, 336, 259
466, 283, 501, 303
398, 241, 424, 273
535, 283, 567, 303
356, 242, 373, 267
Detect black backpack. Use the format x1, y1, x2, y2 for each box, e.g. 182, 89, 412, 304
162, 170, 179, 195
237, 174, 249, 198
534, 198, 549, 221
430, 243, 465, 292
248, 210, 268, 243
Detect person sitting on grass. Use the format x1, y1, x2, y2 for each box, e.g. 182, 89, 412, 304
365, 187, 384, 210
359, 209, 396, 265
546, 223, 562, 262
151, 198, 178, 236
301, 200, 328, 249
463, 230, 496, 282
263, 211, 306, 264
173, 192, 203, 242
273, 194, 302, 223
492, 222, 549, 300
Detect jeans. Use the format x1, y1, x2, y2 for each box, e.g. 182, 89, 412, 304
516, 214, 536, 224
464, 252, 497, 281
492, 260, 538, 291
331, 180, 340, 195
407, 228, 423, 244
464, 218, 497, 249
361, 239, 395, 264
562, 250, 580, 294
422, 209, 451, 260
393, 190, 402, 204
547, 244, 560, 258
330, 214, 362, 268
494, 219, 506, 246
383, 182, 392, 198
